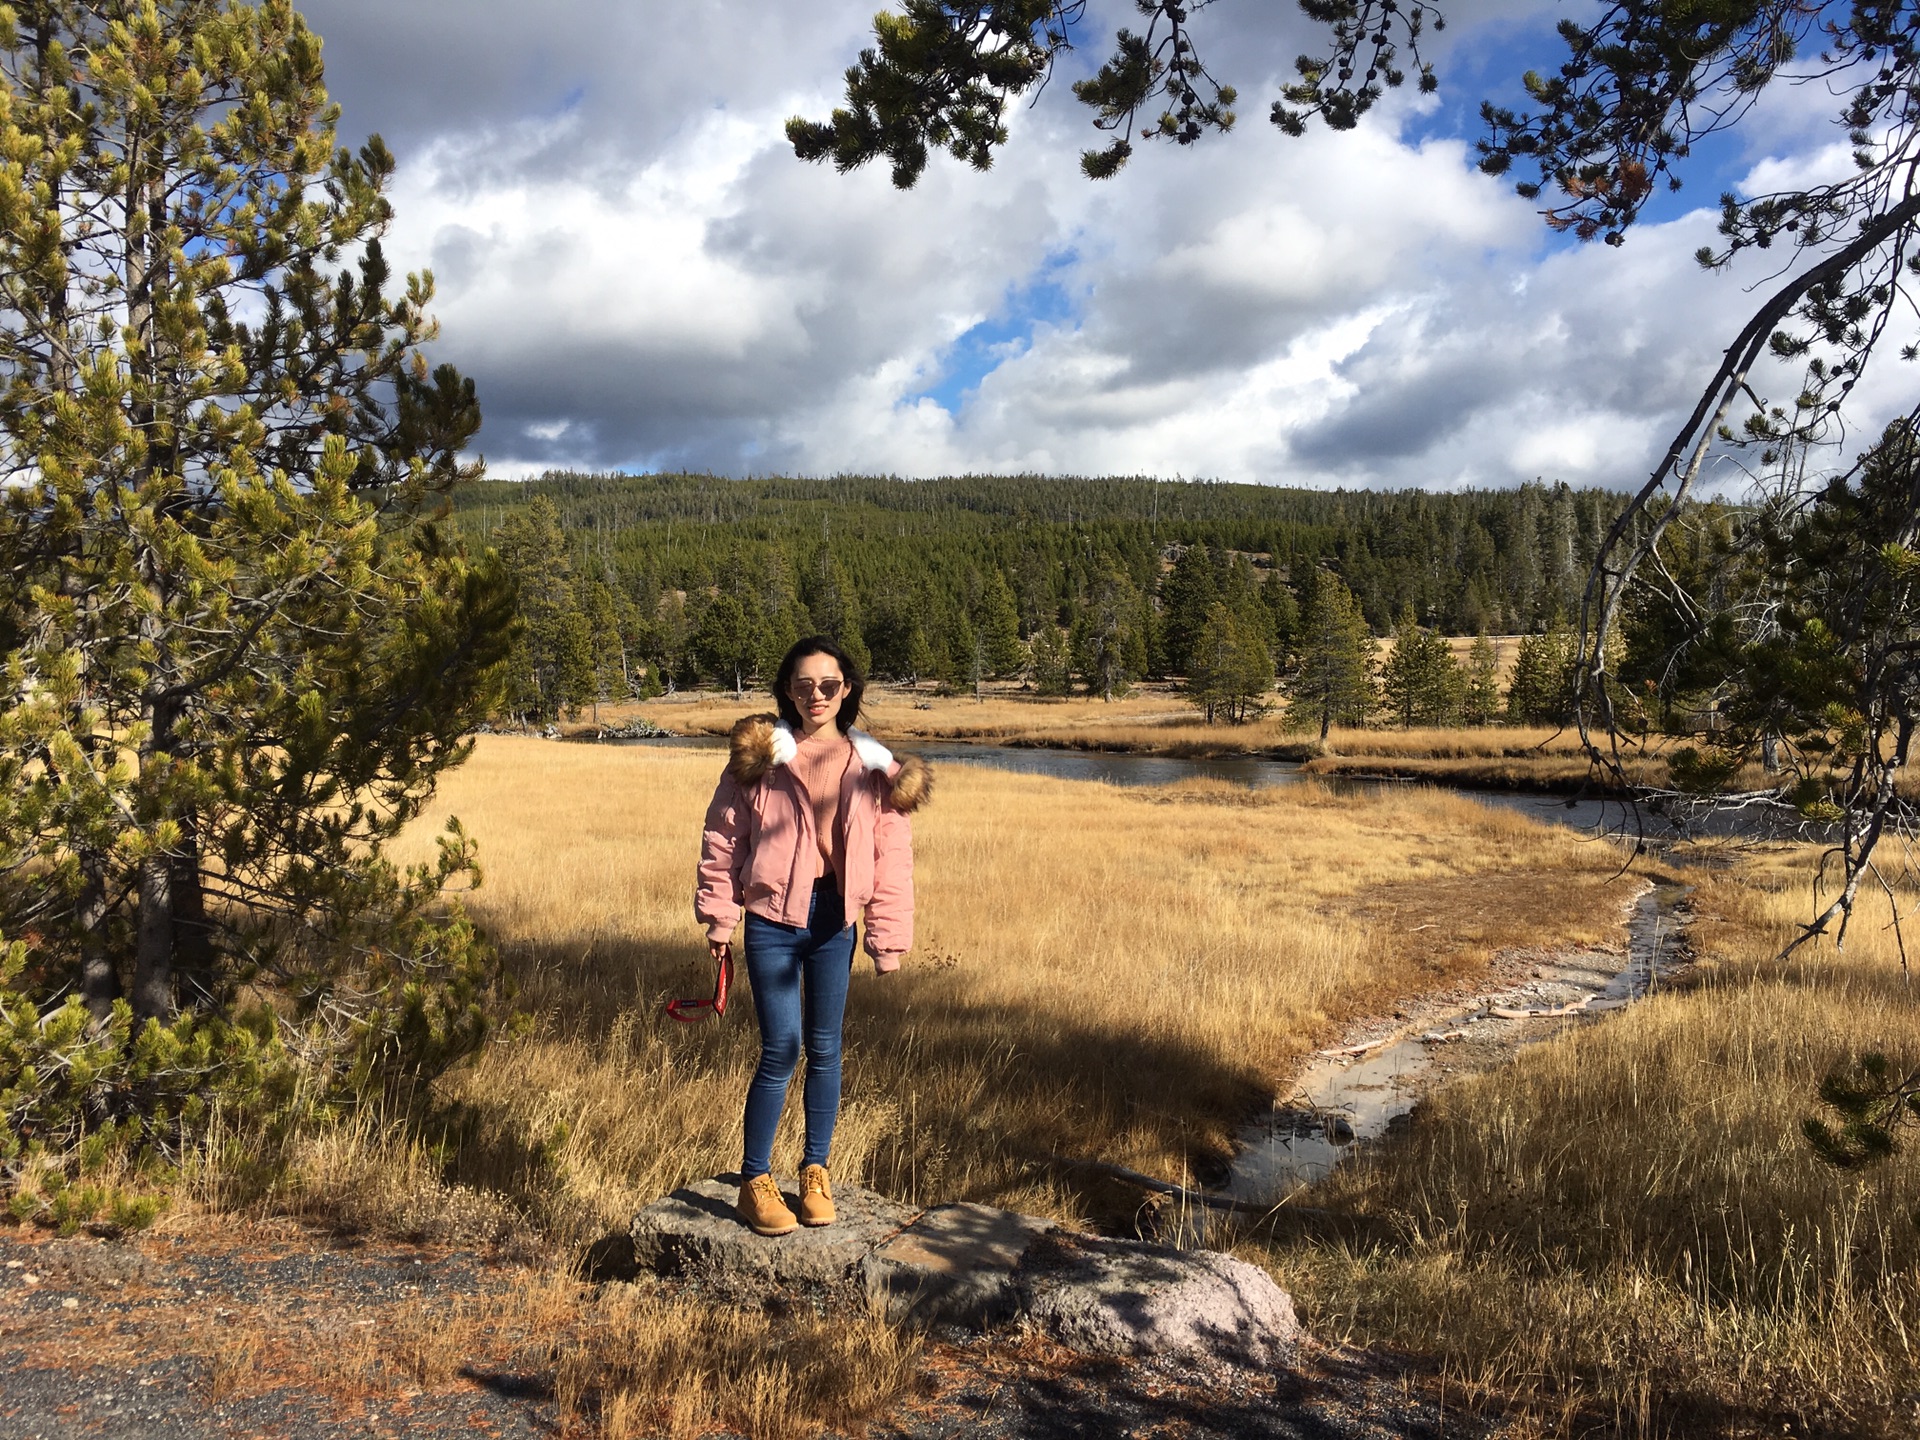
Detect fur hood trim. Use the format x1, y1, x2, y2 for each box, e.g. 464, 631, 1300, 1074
726, 714, 933, 812
888, 753, 933, 813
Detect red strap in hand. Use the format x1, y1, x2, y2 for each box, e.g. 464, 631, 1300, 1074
667, 949, 732, 1023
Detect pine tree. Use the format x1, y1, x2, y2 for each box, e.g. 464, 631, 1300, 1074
0, 1, 513, 1124
495, 499, 583, 723
936, 606, 979, 695
1220, 553, 1273, 646
1462, 633, 1503, 726
805, 542, 871, 673
652, 590, 692, 692
1029, 624, 1073, 697
621, 567, 662, 695
1379, 606, 1461, 728
964, 618, 989, 699
958, 611, 985, 698
693, 591, 765, 698
610, 580, 645, 695
1507, 616, 1575, 726
1263, 572, 1301, 671
556, 605, 596, 720
907, 616, 938, 685
1188, 602, 1276, 723
752, 550, 811, 681
860, 586, 916, 681
1156, 543, 1220, 675
1290, 572, 1375, 740
1378, 606, 1424, 729
976, 568, 1025, 676
1071, 559, 1148, 700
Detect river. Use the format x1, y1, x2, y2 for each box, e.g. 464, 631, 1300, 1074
609, 733, 1635, 835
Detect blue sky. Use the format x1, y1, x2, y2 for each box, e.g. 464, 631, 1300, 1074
912, 252, 1083, 415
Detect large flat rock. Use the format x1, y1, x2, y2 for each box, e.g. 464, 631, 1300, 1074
629, 1176, 1301, 1363
864, 1201, 1055, 1326
630, 1174, 918, 1288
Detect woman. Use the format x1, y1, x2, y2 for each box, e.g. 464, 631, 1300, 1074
695, 636, 931, 1237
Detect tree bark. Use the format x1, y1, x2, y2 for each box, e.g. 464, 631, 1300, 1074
125, 110, 176, 1026
78, 852, 118, 1023
131, 851, 174, 1023
171, 810, 216, 1011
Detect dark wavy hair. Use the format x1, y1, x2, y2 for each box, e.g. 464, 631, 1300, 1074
773, 635, 865, 734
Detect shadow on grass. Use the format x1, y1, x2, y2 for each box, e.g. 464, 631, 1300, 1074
467, 932, 1277, 1233
849, 965, 1272, 1222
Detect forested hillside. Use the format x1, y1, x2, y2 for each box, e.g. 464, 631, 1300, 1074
455, 471, 1631, 720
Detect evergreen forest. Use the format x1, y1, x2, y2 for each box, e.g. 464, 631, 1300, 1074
457, 470, 1634, 723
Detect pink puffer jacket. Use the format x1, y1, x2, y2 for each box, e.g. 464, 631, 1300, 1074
695, 715, 932, 971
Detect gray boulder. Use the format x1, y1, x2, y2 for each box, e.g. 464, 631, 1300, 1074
628, 1176, 1301, 1364
863, 1201, 1055, 1327
1018, 1232, 1301, 1365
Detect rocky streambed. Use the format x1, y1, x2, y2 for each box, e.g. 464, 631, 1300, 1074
1230, 881, 1692, 1205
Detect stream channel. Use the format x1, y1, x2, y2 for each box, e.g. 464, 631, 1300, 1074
1226, 881, 1691, 1203
623, 733, 1632, 832
614, 733, 1691, 1200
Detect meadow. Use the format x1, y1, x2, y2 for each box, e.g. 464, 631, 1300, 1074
257, 736, 1918, 1437
380, 736, 1628, 1241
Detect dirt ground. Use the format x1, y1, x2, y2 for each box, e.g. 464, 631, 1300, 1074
0, 1218, 1499, 1440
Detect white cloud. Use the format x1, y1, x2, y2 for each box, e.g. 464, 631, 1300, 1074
301, 0, 1912, 490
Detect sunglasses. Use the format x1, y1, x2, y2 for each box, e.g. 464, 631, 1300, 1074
790, 678, 845, 699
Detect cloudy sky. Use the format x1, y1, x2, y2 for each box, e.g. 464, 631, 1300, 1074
298, 0, 1898, 490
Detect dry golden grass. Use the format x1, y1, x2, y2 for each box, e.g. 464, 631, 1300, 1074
1301, 751, 1666, 792
221, 735, 1614, 1436
1233, 849, 1920, 1436
1317, 725, 1587, 759
622, 686, 1200, 746
180, 1256, 909, 1440
363, 736, 1629, 1250
556, 1288, 922, 1440
242, 728, 1920, 1434
1299, 725, 1682, 792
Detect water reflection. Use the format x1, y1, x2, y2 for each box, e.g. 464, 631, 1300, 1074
911, 742, 1646, 836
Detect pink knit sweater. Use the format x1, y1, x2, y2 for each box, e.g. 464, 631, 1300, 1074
786, 727, 856, 883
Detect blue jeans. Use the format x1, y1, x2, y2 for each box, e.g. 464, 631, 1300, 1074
740, 879, 855, 1178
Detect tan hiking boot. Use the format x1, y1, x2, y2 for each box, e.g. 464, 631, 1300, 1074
797, 1164, 835, 1227
737, 1173, 797, 1237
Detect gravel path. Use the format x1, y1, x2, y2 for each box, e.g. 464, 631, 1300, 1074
0, 1221, 1495, 1440
877, 1334, 1485, 1440
0, 1221, 554, 1438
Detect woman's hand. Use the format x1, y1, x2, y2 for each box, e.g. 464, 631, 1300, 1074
709, 939, 732, 964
